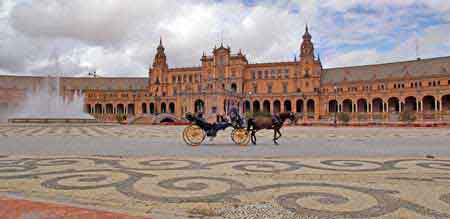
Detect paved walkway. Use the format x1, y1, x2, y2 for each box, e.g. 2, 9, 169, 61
0, 125, 450, 157
1, 125, 450, 218
0, 155, 449, 219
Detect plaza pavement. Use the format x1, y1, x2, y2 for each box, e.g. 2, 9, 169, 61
0, 124, 450, 157
0, 124, 450, 219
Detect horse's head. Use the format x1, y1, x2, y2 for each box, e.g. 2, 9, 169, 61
288, 112, 297, 122
279, 112, 297, 124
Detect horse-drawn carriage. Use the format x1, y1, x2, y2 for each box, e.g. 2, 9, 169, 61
182, 110, 296, 146
182, 112, 250, 146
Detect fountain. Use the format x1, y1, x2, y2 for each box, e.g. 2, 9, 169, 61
8, 76, 97, 124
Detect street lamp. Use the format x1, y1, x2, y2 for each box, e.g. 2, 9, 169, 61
334, 85, 338, 127
246, 91, 252, 114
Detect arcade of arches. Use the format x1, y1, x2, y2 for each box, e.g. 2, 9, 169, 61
84, 94, 450, 122
85, 102, 176, 115
325, 95, 450, 115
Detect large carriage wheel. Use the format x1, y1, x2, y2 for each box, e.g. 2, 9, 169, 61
183, 125, 206, 146
231, 128, 250, 146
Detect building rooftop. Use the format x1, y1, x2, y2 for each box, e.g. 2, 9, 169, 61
322, 56, 450, 84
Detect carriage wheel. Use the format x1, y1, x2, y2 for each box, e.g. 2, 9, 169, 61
183, 125, 206, 146
231, 128, 250, 146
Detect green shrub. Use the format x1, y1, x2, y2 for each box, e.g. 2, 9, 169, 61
400, 110, 417, 122
357, 113, 367, 121
115, 114, 127, 124
337, 112, 351, 123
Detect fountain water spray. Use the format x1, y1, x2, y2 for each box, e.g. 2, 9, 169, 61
11, 76, 94, 120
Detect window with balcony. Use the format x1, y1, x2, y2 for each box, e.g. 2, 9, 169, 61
283, 83, 288, 93
271, 70, 276, 79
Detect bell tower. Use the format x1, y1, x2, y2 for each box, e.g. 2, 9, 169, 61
153, 37, 168, 69
298, 25, 322, 94
149, 37, 169, 97
300, 25, 314, 59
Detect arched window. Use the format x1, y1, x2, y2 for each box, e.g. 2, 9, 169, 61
253, 101, 260, 113
106, 104, 114, 114
388, 97, 400, 112
372, 98, 383, 112
284, 100, 292, 112
141, 103, 147, 114
169, 102, 175, 114
95, 104, 103, 114
231, 83, 237, 93
161, 103, 167, 113
117, 104, 125, 114
423, 96, 436, 112
149, 103, 155, 114
357, 99, 368, 112
342, 99, 353, 112
194, 99, 205, 113
296, 100, 304, 113
307, 99, 315, 113
273, 100, 281, 113
405, 96, 417, 112
128, 104, 135, 115
328, 100, 338, 113
244, 101, 251, 113
263, 100, 271, 113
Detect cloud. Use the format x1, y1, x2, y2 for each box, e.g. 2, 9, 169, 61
0, 0, 449, 76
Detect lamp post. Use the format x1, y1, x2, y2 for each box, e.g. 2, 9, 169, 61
334, 85, 338, 127
246, 91, 252, 114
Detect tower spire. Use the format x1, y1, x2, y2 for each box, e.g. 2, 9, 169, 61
153, 36, 167, 68
303, 24, 311, 40
300, 24, 314, 58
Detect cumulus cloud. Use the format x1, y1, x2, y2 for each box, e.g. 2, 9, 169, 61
0, 0, 449, 76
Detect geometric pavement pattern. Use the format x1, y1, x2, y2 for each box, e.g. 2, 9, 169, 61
0, 156, 449, 218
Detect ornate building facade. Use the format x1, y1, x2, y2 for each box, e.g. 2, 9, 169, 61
1, 26, 450, 123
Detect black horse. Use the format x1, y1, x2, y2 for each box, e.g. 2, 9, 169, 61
246, 112, 296, 145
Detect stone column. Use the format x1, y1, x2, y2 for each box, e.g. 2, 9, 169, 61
416, 101, 420, 112
435, 99, 439, 112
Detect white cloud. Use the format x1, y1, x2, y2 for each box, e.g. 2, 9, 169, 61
0, 0, 449, 76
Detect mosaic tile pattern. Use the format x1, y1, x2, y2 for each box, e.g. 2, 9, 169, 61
0, 156, 449, 219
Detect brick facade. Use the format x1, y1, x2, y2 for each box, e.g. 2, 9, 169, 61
1, 26, 450, 123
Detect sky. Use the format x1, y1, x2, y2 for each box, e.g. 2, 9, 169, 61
0, 0, 449, 77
